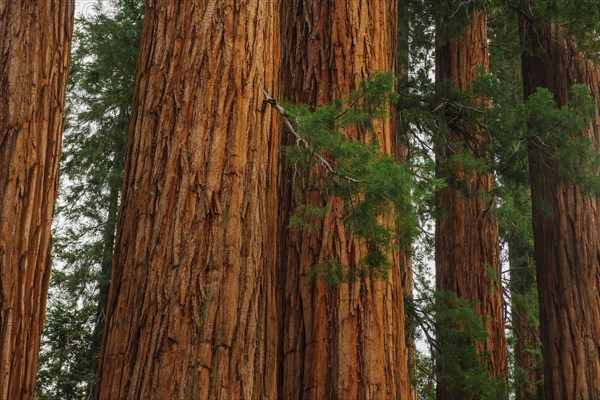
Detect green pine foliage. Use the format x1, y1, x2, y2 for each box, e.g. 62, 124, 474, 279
513, 0, 600, 57
36, 292, 97, 399
408, 290, 508, 400
415, 349, 436, 399
282, 72, 419, 279
426, 63, 598, 199
434, 292, 507, 400
403, 2, 597, 398
36, 1, 144, 398
526, 85, 599, 192
497, 175, 543, 396
310, 258, 345, 286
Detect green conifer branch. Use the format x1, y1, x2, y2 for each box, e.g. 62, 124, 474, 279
262, 89, 365, 184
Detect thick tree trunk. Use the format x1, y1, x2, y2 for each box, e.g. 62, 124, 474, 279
434, 8, 508, 399
0, 3, 74, 399
520, 21, 600, 399
94, 1, 280, 398
277, 1, 410, 399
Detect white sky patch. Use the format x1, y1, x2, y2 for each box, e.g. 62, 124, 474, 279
75, 0, 116, 18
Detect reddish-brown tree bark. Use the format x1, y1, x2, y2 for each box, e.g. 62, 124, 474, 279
277, 1, 410, 399
520, 21, 600, 399
94, 1, 280, 398
434, 8, 508, 399
0, 3, 74, 399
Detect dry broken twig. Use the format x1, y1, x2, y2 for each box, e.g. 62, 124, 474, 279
262, 89, 364, 184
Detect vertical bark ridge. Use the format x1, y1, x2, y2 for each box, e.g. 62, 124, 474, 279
0, 2, 74, 399
520, 21, 600, 399
277, 1, 410, 399
94, 1, 280, 398
435, 9, 508, 398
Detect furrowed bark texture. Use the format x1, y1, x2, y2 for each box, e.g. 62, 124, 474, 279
435, 10, 508, 399
0, 3, 74, 399
94, 1, 280, 398
520, 21, 600, 399
277, 1, 410, 399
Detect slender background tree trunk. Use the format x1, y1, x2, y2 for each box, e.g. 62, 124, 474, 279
94, 1, 280, 398
277, 1, 410, 399
397, 1, 418, 398
509, 245, 542, 400
501, 186, 542, 400
520, 20, 600, 399
0, 3, 74, 399
435, 8, 508, 399
87, 151, 123, 398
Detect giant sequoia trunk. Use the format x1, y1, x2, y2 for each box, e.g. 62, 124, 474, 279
520, 21, 600, 399
94, 1, 280, 398
277, 1, 410, 398
0, 3, 74, 399
434, 8, 508, 398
